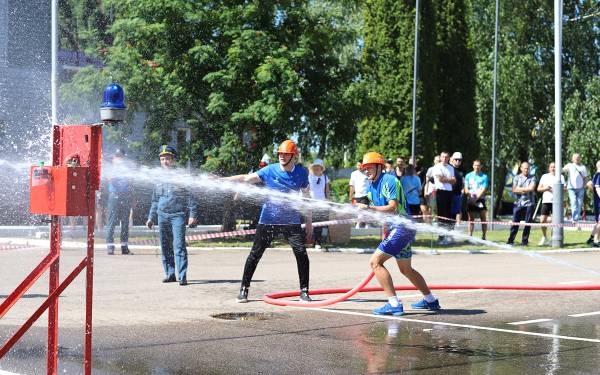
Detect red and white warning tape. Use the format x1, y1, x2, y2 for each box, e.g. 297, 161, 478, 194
0, 243, 33, 251
434, 215, 597, 229
130, 219, 356, 246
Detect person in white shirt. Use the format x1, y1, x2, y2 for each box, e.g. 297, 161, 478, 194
563, 153, 588, 223
432, 152, 456, 244
308, 159, 330, 249
349, 161, 370, 228
537, 162, 565, 246
422, 155, 440, 224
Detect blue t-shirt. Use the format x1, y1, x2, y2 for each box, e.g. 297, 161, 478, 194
464, 172, 488, 194
257, 163, 309, 225
400, 175, 421, 205
367, 173, 409, 227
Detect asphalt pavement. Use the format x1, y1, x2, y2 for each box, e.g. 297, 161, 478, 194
1, 244, 600, 374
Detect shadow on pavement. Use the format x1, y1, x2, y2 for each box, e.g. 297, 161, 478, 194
186, 279, 264, 285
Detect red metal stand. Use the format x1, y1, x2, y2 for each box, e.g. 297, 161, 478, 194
0, 124, 101, 375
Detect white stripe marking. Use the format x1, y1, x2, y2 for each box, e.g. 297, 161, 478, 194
569, 311, 600, 318
293, 307, 600, 344
448, 289, 488, 294
0, 370, 23, 375
507, 318, 553, 325
558, 280, 592, 285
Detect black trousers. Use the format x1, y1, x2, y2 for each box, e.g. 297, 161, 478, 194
508, 204, 534, 244
436, 190, 454, 231
242, 224, 310, 289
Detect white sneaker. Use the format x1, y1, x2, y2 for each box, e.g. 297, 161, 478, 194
538, 237, 547, 246
315, 244, 322, 250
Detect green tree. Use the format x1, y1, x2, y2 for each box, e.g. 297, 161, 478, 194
61, 0, 362, 173
434, 0, 478, 160
358, 0, 417, 160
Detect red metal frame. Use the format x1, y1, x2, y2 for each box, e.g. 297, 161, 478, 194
0, 124, 101, 374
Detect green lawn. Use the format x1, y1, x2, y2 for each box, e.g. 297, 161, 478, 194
184, 228, 594, 251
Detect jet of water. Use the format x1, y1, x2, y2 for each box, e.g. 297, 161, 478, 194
103, 161, 600, 277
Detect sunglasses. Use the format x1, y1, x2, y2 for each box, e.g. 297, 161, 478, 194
317, 177, 321, 184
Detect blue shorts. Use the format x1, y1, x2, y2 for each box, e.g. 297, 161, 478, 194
451, 194, 462, 215
377, 226, 415, 259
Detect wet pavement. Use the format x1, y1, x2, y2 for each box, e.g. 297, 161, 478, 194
1, 246, 600, 374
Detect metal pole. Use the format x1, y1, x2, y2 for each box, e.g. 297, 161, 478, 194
490, 0, 500, 227
47, 125, 61, 375
51, 0, 58, 124
410, 0, 420, 164
551, 0, 564, 247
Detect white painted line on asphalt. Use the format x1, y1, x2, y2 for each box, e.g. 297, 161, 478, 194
507, 318, 553, 325
558, 280, 592, 285
448, 289, 488, 294
423, 328, 433, 332
0, 370, 23, 375
297, 308, 600, 344
569, 311, 600, 318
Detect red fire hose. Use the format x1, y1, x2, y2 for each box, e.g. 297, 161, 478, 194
263, 271, 600, 307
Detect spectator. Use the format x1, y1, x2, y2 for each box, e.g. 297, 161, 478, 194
394, 157, 406, 179
258, 153, 271, 169
349, 161, 370, 228
432, 152, 456, 244
146, 145, 199, 286
450, 152, 465, 226
308, 159, 331, 249
563, 153, 588, 223
105, 149, 133, 255
385, 159, 395, 174
586, 161, 600, 247
400, 164, 421, 216
507, 161, 536, 246
422, 156, 440, 224
464, 160, 489, 240
537, 162, 565, 246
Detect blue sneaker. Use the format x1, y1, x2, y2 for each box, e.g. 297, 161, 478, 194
373, 303, 404, 316
411, 299, 441, 311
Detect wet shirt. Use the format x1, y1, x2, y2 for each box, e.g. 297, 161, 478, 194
367, 173, 409, 227
257, 163, 309, 225
148, 180, 198, 221
512, 174, 536, 207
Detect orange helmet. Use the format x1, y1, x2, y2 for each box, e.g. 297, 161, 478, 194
277, 139, 299, 155
362, 152, 385, 166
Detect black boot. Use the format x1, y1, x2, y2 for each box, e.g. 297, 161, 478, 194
236, 286, 249, 303
121, 245, 133, 255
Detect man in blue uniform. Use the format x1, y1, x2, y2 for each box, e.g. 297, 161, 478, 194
105, 149, 133, 255
226, 140, 312, 303
146, 145, 199, 286
356, 152, 440, 316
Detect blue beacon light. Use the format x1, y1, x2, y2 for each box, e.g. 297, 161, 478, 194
100, 83, 126, 122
